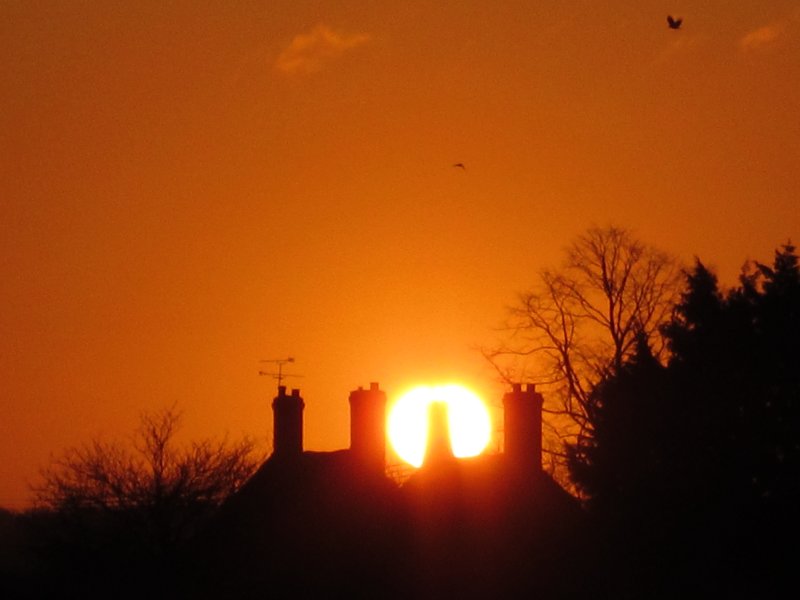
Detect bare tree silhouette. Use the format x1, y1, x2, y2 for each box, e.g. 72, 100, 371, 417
484, 225, 681, 481
34, 406, 262, 547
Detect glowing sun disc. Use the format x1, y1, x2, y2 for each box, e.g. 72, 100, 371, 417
387, 384, 491, 467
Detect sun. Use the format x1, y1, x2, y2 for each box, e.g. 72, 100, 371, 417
387, 384, 492, 467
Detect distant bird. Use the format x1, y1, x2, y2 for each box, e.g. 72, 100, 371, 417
667, 15, 682, 29
453, 163, 466, 170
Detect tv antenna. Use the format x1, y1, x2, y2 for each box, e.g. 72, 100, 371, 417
259, 357, 302, 388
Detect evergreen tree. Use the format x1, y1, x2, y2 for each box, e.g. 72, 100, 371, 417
568, 243, 800, 595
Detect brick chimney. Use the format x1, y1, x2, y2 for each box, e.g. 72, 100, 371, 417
348, 382, 386, 473
422, 401, 454, 467
502, 383, 544, 472
272, 386, 304, 457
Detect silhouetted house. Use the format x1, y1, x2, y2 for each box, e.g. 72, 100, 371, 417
193, 382, 587, 599
194, 383, 403, 598
401, 384, 587, 598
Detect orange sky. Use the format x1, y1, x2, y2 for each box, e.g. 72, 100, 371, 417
2, 1, 799, 509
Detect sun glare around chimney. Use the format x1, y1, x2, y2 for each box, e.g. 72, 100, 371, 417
387, 384, 491, 468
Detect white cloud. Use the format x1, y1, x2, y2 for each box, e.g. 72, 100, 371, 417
739, 23, 785, 52
275, 24, 370, 74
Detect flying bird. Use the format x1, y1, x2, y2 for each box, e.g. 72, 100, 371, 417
453, 163, 466, 170
667, 15, 682, 29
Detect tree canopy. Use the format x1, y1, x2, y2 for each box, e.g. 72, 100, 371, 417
27, 407, 263, 598
485, 225, 681, 479
567, 241, 800, 595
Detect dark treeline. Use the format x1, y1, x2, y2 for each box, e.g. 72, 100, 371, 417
568, 242, 800, 597
1, 241, 798, 599
1, 409, 263, 599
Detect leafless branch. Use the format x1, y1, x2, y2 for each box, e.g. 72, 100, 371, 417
482, 225, 682, 479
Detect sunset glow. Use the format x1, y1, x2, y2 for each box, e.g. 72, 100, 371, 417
387, 384, 492, 467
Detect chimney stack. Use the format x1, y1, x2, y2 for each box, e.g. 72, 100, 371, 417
502, 383, 544, 472
422, 401, 454, 467
348, 382, 386, 473
272, 385, 304, 457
